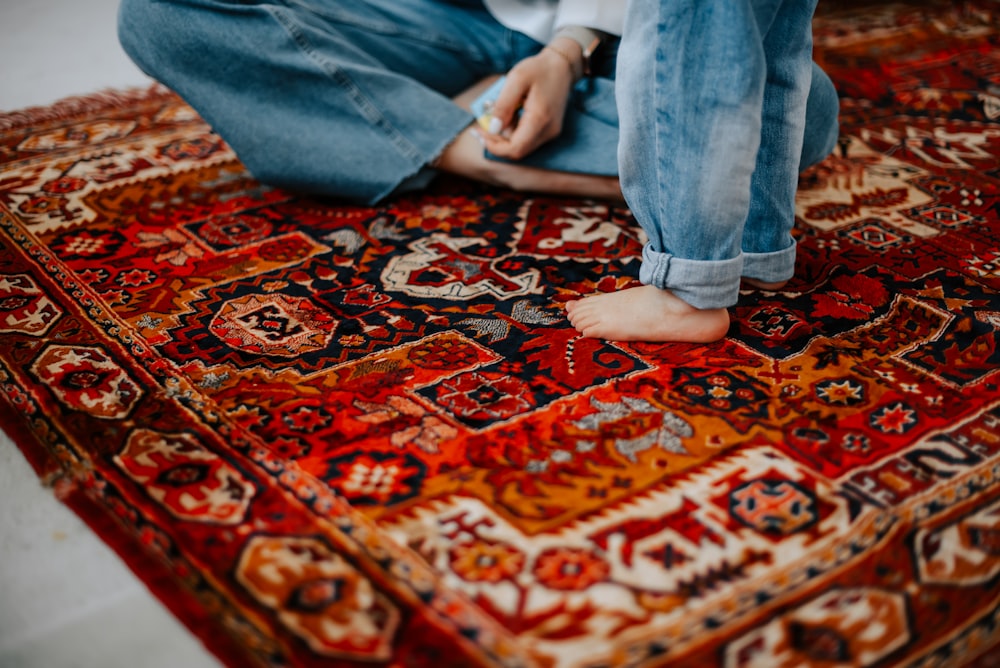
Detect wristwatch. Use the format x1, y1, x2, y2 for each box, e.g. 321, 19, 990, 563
552, 25, 607, 77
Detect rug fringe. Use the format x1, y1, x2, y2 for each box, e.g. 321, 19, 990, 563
0, 83, 177, 132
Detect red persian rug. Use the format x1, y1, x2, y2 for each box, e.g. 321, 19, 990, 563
2, 2, 1000, 666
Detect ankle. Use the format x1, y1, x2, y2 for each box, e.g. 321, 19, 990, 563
742, 277, 789, 291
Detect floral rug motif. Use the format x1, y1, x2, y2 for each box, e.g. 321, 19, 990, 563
2, 2, 1000, 666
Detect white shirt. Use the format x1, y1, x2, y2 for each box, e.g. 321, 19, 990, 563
482, 0, 625, 42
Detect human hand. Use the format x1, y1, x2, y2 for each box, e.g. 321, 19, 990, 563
479, 39, 581, 161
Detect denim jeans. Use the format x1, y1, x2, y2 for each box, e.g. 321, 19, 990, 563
619, 0, 824, 308
119, 0, 838, 305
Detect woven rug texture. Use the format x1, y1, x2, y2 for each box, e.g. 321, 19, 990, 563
2, 2, 1000, 666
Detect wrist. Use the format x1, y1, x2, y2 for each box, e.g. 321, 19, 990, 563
544, 37, 584, 81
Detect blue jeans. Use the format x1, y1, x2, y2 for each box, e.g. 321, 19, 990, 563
119, 0, 838, 303
620, 0, 824, 307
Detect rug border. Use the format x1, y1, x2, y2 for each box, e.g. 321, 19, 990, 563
0, 380, 64, 482
0, 399, 257, 668
58, 481, 262, 668
0, 84, 176, 132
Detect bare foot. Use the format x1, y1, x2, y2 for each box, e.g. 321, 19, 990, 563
566, 285, 731, 343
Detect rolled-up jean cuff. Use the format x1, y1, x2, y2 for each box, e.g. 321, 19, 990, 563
741, 243, 797, 284
638, 243, 744, 309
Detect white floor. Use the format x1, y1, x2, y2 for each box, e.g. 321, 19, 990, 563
1, 1, 219, 666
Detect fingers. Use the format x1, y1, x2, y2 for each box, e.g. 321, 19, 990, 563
476, 49, 574, 161
488, 71, 528, 136
484, 108, 556, 160
482, 84, 564, 159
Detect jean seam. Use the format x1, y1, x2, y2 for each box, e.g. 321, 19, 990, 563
267, 5, 427, 167
279, 0, 492, 69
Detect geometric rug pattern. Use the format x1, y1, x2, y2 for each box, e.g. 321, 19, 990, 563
2, 2, 1000, 665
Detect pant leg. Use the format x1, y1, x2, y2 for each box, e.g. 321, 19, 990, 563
740, 0, 821, 283
617, 0, 766, 309
524, 55, 836, 181
118, 0, 515, 204
801, 62, 840, 171
616, 0, 819, 309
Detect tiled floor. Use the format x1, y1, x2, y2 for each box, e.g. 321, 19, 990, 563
0, 1, 219, 665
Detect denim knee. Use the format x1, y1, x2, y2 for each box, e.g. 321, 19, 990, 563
118, 0, 170, 78
118, 0, 207, 83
